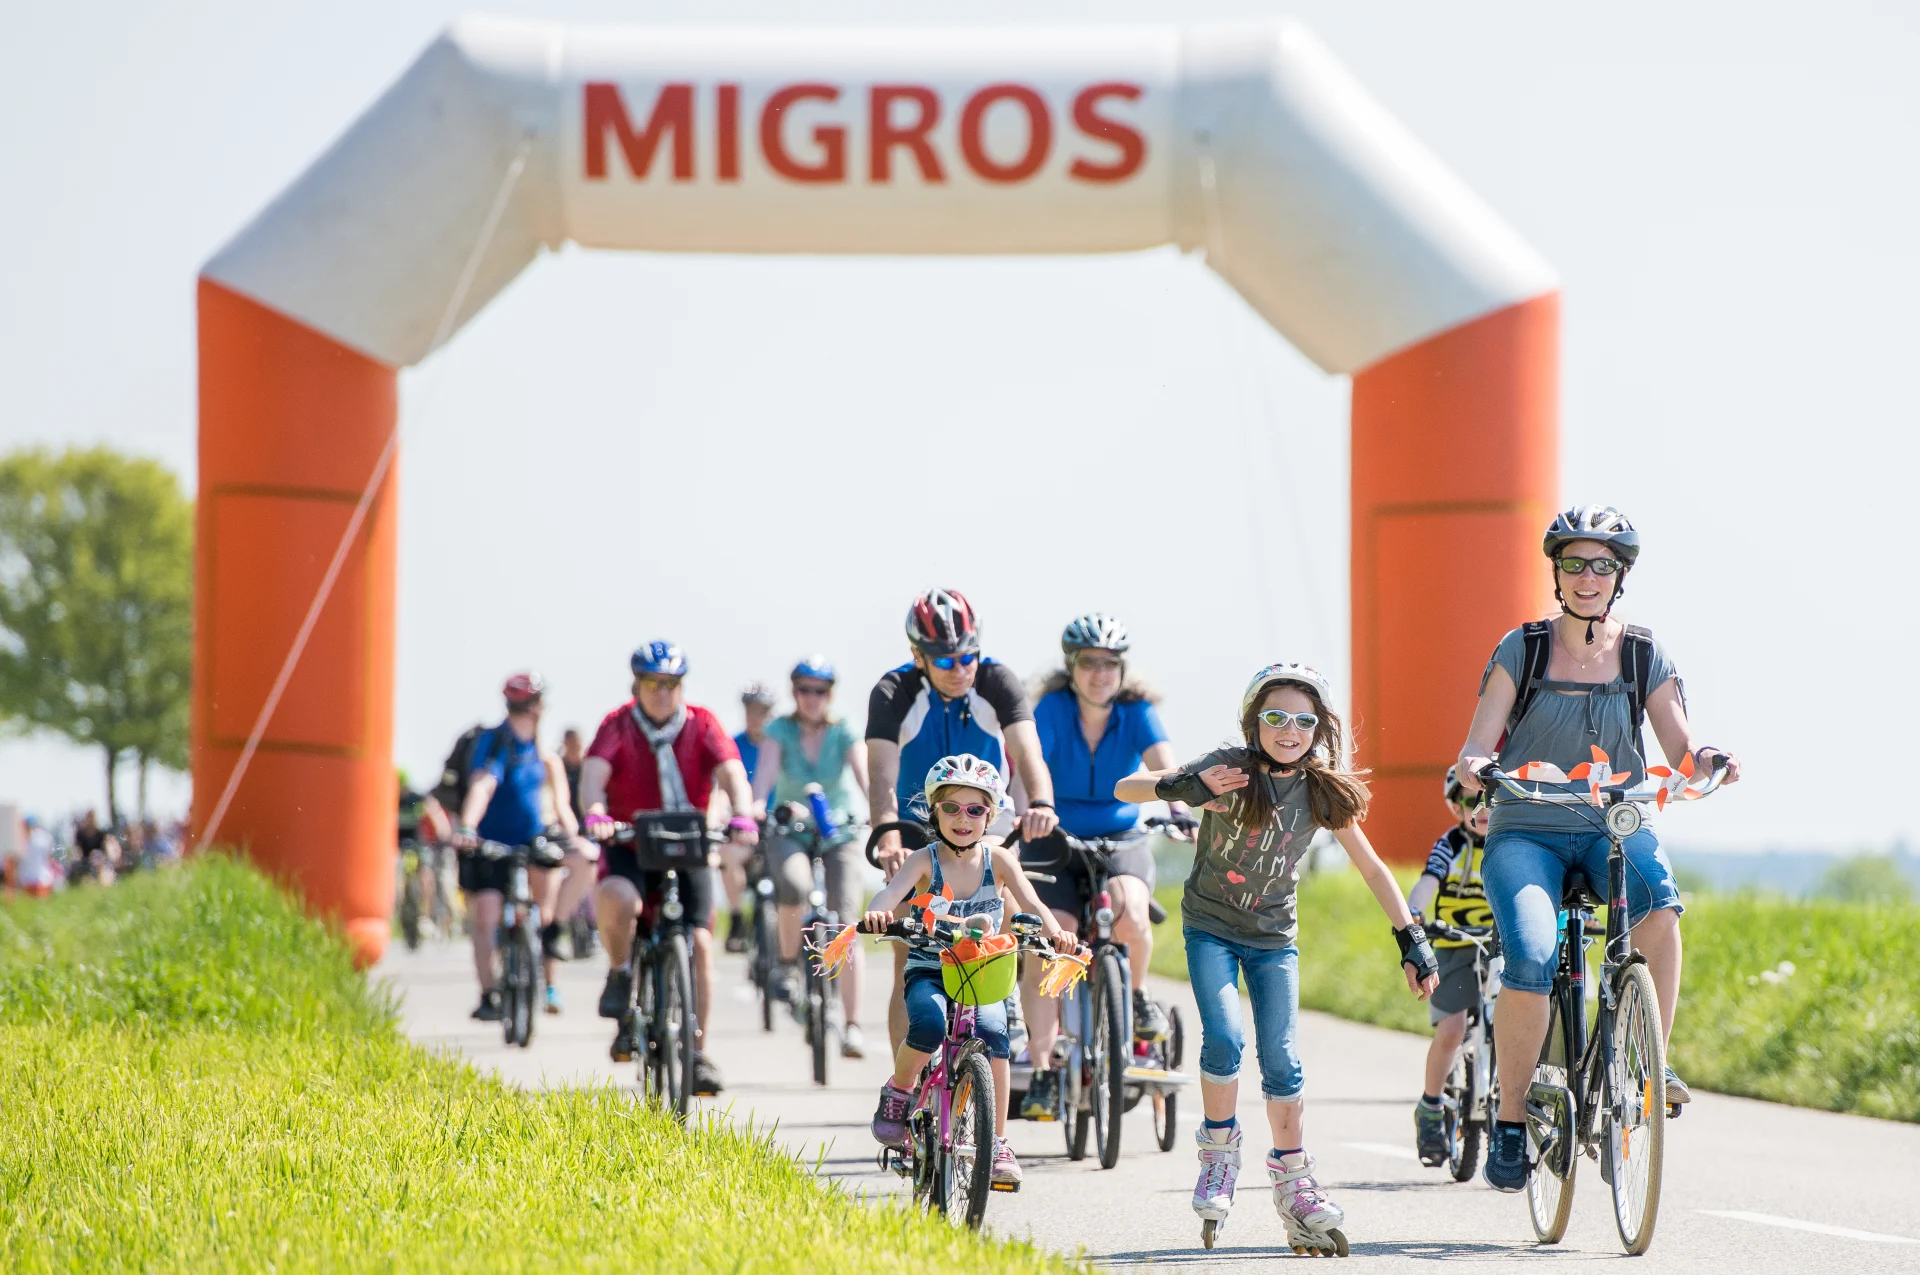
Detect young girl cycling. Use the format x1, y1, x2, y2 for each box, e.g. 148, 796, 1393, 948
862, 754, 1079, 1191
1117, 663, 1439, 1251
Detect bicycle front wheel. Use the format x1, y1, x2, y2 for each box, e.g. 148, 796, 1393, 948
504, 927, 536, 1048
943, 1050, 996, 1230
659, 934, 695, 1122
807, 929, 830, 1086
1444, 1048, 1480, 1182
754, 903, 777, 1033
1093, 952, 1128, 1170
1605, 962, 1667, 1255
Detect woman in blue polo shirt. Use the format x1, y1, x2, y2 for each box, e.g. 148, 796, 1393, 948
1018, 612, 1189, 1117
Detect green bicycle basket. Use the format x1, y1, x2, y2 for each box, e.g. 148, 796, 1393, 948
940, 934, 1019, 1005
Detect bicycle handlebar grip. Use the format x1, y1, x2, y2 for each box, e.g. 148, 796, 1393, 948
863, 820, 930, 868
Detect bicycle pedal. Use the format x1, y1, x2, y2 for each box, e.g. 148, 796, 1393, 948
990, 1181, 1020, 1193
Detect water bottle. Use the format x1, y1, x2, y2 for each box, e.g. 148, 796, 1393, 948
805, 783, 837, 839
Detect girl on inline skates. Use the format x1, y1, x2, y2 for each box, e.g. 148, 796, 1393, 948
1117, 663, 1439, 1254
861, 754, 1080, 1190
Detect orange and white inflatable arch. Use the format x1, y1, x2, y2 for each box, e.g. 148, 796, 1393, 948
195, 17, 1557, 961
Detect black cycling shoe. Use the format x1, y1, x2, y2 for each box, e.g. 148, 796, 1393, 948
1021, 1068, 1060, 1121
598, 968, 631, 1019
724, 911, 748, 954
1484, 1121, 1530, 1193
1414, 1098, 1448, 1166
609, 1023, 635, 1063
1132, 988, 1170, 1041
691, 1053, 724, 1096
471, 990, 504, 1022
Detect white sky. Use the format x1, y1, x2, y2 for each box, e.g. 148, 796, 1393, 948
1, 0, 1914, 851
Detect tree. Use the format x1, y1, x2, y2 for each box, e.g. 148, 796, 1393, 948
0, 447, 194, 824
1815, 854, 1914, 905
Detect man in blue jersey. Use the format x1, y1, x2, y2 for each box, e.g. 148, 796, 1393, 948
865, 587, 1059, 1052
724, 683, 777, 952
454, 673, 590, 1020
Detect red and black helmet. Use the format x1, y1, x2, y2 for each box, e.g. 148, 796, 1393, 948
503, 671, 546, 707
905, 588, 980, 657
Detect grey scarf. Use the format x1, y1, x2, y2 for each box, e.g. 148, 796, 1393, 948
632, 705, 691, 812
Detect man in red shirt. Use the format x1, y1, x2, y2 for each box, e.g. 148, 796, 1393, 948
579, 640, 757, 1095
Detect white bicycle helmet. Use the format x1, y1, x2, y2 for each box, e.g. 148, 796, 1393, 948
1061, 612, 1131, 657
1240, 662, 1334, 720
922, 753, 1007, 809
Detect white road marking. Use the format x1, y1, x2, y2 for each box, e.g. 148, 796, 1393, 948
1344, 1141, 1419, 1161
1696, 1210, 1918, 1244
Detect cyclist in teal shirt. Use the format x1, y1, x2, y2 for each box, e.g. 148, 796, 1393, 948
725, 683, 777, 952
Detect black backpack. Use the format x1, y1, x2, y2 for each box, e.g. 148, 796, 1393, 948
432, 724, 495, 816
1505, 621, 1676, 762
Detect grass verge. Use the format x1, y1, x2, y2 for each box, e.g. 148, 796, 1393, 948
1151, 869, 1920, 1122
0, 858, 1077, 1273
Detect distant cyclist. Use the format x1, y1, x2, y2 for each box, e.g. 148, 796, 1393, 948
454, 673, 593, 1020
398, 776, 451, 939
1408, 765, 1491, 1166
580, 641, 758, 1096
1457, 505, 1740, 1193
865, 588, 1060, 1053
752, 656, 872, 1058
724, 682, 777, 953
1019, 612, 1191, 1120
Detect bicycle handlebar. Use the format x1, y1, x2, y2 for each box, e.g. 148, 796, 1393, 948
1475, 753, 1729, 809
859, 913, 1069, 960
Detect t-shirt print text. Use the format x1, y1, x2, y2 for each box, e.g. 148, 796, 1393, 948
1205, 800, 1311, 913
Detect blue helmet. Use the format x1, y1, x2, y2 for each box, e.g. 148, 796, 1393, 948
791, 654, 837, 684
631, 641, 688, 678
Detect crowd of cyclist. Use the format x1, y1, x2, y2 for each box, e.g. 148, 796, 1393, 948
413, 503, 1738, 1237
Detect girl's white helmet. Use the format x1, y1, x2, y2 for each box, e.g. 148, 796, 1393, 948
1240, 662, 1334, 719
923, 753, 1007, 808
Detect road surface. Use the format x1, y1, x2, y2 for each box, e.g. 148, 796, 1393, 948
376, 937, 1920, 1272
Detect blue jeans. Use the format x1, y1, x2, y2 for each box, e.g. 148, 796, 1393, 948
903, 971, 1011, 1059
1183, 927, 1304, 1101
1482, 825, 1683, 995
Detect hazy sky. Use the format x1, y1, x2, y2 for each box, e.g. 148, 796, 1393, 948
2, 1, 1915, 852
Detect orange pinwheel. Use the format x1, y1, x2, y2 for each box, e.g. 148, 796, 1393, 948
808, 923, 861, 978
1036, 951, 1091, 998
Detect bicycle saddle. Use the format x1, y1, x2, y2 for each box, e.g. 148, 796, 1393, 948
1561, 870, 1602, 911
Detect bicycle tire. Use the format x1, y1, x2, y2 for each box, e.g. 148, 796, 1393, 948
636, 949, 662, 1100
1527, 991, 1579, 1244
505, 928, 536, 1048
400, 877, 422, 951
755, 903, 777, 1033
943, 1050, 995, 1230
661, 933, 695, 1121
1605, 961, 1666, 1255
1154, 1006, 1183, 1152
1093, 952, 1128, 1169
808, 928, 830, 1086
1445, 1050, 1480, 1182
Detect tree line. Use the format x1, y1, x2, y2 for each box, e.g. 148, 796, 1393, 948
0, 446, 193, 823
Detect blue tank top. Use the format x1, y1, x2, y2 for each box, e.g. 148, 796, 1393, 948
473, 723, 548, 846
1032, 689, 1169, 838
904, 842, 1004, 975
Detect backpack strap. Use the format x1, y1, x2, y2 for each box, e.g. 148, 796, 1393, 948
1622, 624, 1663, 762
1503, 621, 1554, 740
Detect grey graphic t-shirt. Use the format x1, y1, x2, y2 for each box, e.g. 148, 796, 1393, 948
1179, 746, 1322, 949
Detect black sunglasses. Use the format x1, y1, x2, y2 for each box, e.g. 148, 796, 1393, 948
1556, 555, 1624, 577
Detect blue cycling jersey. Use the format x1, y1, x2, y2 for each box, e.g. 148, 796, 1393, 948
865, 658, 1032, 823
734, 731, 761, 792
1032, 688, 1169, 838
472, 723, 549, 846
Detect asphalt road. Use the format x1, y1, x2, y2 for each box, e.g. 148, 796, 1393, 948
376, 935, 1920, 1273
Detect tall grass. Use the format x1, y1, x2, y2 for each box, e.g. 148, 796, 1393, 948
0, 859, 1077, 1273
1152, 869, 1920, 1122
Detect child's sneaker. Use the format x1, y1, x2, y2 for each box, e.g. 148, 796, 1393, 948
871, 1081, 912, 1149
991, 1137, 1022, 1189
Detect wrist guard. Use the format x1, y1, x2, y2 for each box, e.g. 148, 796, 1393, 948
1394, 921, 1439, 982
1154, 771, 1216, 808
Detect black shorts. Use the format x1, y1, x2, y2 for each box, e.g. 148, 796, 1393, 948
1019, 830, 1155, 920
457, 851, 512, 896
601, 844, 716, 931
1428, 945, 1484, 1021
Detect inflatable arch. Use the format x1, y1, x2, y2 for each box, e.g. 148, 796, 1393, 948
195, 18, 1558, 961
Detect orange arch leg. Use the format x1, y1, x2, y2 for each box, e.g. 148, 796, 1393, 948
1349, 294, 1559, 863
193, 279, 398, 965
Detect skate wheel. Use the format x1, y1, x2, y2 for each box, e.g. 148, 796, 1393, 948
1330, 1228, 1350, 1257
1201, 1219, 1217, 1250
1292, 1246, 1307, 1255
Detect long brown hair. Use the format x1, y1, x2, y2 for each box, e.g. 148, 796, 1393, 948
1235, 684, 1371, 831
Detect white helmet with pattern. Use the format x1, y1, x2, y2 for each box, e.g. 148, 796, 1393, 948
1240, 662, 1334, 720
1061, 612, 1131, 657
922, 753, 1007, 809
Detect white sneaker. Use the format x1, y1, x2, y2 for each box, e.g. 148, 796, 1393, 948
841, 1023, 866, 1059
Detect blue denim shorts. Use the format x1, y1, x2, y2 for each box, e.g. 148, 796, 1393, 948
1183, 926, 1304, 1102
1482, 825, 1683, 995
903, 970, 1011, 1059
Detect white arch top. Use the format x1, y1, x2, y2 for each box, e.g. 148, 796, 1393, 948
204, 16, 1554, 375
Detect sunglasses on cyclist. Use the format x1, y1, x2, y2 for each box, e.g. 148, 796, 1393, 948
1555, 555, 1624, 577
637, 675, 683, 692
928, 652, 978, 671
1075, 654, 1123, 673
937, 800, 993, 819
793, 683, 832, 698
1256, 709, 1320, 732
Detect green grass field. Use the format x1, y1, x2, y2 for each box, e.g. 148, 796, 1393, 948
0, 859, 1079, 1273
1151, 868, 1920, 1122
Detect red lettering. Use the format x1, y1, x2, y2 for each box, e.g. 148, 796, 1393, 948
717, 83, 741, 181
1068, 83, 1146, 183
760, 84, 846, 183
583, 82, 694, 181
958, 84, 1051, 183
869, 85, 944, 183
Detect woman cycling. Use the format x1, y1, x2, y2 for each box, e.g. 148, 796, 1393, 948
1456, 505, 1740, 1194
752, 656, 872, 1059
863, 755, 1078, 1191
1019, 611, 1190, 1120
